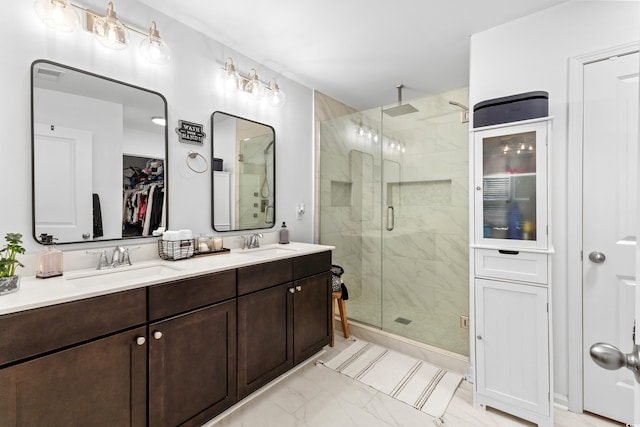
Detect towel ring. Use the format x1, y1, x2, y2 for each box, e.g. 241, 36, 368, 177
186, 150, 208, 173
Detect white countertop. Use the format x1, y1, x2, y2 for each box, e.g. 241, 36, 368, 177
0, 242, 334, 316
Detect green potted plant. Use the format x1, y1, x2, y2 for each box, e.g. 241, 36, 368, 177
0, 233, 25, 296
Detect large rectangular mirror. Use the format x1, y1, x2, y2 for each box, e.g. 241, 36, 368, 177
211, 111, 275, 231
31, 60, 168, 244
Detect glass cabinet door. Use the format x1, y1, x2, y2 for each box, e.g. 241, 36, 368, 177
474, 119, 549, 249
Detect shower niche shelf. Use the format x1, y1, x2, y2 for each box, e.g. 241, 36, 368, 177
469, 116, 553, 427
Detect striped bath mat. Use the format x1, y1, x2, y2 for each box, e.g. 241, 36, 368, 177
323, 339, 462, 418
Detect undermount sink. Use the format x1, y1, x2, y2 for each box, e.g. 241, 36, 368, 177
67, 263, 184, 287
240, 246, 299, 257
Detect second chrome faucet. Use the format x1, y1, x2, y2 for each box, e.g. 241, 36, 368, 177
239, 233, 263, 249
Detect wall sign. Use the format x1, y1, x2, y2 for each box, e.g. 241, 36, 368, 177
176, 120, 206, 145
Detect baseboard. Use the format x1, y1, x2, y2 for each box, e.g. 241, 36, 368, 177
336, 318, 470, 375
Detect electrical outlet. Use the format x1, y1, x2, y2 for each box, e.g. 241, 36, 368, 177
460, 315, 469, 329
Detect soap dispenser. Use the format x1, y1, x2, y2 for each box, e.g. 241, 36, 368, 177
36, 234, 63, 279
279, 222, 289, 244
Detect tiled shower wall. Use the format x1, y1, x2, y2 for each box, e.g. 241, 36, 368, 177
316, 89, 470, 356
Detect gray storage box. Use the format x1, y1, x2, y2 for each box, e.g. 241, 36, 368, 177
473, 91, 548, 128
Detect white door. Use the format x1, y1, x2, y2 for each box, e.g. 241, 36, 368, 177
583, 52, 639, 424
34, 124, 93, 242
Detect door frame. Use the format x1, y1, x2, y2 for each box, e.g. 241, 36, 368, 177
566, 41, 640, 413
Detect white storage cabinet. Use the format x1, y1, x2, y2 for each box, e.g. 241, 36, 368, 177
470, 117, 553, 427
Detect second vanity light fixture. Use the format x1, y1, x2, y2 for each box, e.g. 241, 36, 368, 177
221, 57, 286, 108
34, 0, 171, 64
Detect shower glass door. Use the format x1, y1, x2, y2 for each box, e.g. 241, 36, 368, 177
319, 88, 470, 355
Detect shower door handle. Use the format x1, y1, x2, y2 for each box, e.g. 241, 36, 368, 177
386, 206, 395, 231
264, 205, 274, 226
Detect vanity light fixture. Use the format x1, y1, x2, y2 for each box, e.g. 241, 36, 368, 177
34, 0, 171, 64
220, 57, 286, 107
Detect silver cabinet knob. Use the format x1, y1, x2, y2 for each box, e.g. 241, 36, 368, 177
296, 286, 302, 292
477, 335, 483, 340
289, 288, 295, 294
82, 232, 91, 239
153, 331, 163, 340
588, 251, 606, 264
476, 186, 482, 191
136, 336, 146, 346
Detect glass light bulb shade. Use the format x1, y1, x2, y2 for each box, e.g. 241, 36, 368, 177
93, 11, 129, 50
140, 36, 170, 64
245, 76, 265, 100
268, 83, 286, 107
34, 0, 79, 32
221, 60, 239, 91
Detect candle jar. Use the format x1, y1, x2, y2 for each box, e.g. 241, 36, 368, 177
212, 237, 223, 251
197, 235, 212, 253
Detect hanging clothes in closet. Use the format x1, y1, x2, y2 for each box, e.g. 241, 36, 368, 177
122, 160, 164, 237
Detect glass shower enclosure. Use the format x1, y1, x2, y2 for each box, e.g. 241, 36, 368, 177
319, 88, 470, 355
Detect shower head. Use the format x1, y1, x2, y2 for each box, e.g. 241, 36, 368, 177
448, 101, 469, 111
383, 84, 418, 117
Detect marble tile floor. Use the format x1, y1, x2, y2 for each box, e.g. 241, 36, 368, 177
205, 334, 622, 427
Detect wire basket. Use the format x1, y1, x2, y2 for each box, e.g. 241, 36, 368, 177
158, 239, 195, 260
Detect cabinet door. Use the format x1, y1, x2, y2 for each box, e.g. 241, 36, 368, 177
473, 120, 549, 249
475, 278, 549, 417
149, 300, 237, 427
293, 272, 331, 364
238, 283, 293, 399
0, 326, 147, 427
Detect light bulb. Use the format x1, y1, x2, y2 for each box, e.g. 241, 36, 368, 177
245, 69, 265, 100
93, 2, 129, 50
268, 79, 286, 107
140, 21, 170, 64
373, 132, 379, 143
221, 58, 239, 91
34, 0, 79, 32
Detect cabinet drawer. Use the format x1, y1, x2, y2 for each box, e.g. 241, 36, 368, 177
0, 288, 146, 366
293, 251, 331, 280
474, 249, 548, 284
237, 259, 293, 295
148, 270, 236, 321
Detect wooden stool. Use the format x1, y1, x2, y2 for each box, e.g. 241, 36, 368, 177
331, 290, 349, 347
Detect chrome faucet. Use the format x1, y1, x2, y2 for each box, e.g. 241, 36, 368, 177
87, 246, 132, 269
111, 246, 132, 267
248, 233, 263, 249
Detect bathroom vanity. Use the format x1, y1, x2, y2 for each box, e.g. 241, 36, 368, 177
0, 243, 332, 427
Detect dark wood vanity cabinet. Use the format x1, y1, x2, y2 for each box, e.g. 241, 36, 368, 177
147, 271, 237, 427
0, 250, 331, 426
0, 289, 147, 427
237, 252, 331, 399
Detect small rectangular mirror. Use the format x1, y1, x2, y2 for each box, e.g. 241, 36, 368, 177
211, 111, 275, 231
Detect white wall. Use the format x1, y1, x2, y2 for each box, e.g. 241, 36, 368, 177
0, 0, 314, 253
469, 0, 639, 407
